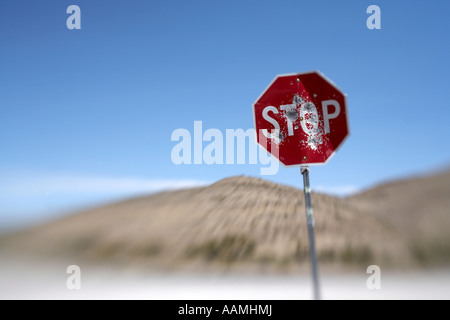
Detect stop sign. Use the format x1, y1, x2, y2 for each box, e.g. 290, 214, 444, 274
253, 71, 349, 166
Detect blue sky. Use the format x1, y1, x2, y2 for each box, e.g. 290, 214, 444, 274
1, 0, 449, 230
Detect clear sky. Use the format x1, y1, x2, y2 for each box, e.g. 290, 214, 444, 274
1, 0, 449, 230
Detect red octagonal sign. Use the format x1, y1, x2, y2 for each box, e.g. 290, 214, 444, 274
253, 71, 349, 166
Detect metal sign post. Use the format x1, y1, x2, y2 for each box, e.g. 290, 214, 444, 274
301, 165, 321, 300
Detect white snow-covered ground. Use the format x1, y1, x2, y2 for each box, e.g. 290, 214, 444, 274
0, 260, 449, 300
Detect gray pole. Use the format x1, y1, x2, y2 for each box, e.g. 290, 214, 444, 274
301, 165, 321, 300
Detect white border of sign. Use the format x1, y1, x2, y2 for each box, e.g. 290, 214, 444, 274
252, 70, 350, 167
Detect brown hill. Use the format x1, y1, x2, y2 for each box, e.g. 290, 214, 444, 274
1, 172, 449, 273
349, 170, 450, 266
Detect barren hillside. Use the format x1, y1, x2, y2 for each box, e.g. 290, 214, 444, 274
349, 170, 450, 266
1, 172, 449, 273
